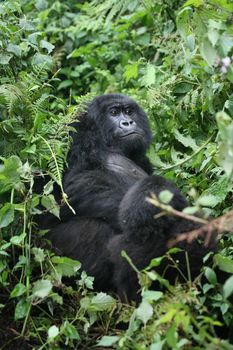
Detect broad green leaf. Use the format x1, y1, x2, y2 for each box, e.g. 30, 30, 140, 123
48, 325, 59, 340
41, 194, 60, 218
200, 39, 218, 66
183, 206, 198, 214
0, 203, 14, 228
51, 256, 81, 277
15, 298, 30, 320
10, 283, 27, 298
197, 194, 219, 208
40, 40, 54, 54
150, 340, 166, 350
204, 267, 217, 285
32, 279, 52, 299
7, 43, 21, 57
91, 293, 116, 311
215, 254, 233, 274
159, 190, 174, 204
97, 336, 119, 347
174, 129, 198, 150
142, 290, 163, 302
136, 300, 153, 324
223, 276, 233, 299
10, 232, 26, 246
61, 321, 80, 340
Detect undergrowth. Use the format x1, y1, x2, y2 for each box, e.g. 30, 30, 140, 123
0, 0, 233, 349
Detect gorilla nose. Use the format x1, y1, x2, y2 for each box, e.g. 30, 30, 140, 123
119, 119, 136, 130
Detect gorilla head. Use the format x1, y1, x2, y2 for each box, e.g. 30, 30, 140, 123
86, 94, 152, 156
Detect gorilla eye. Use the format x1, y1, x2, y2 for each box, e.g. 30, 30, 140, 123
110, 108, 118, 116
125, 108, 132, 115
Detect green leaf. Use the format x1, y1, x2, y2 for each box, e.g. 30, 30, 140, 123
61, 321, 80, 340
174, 129, 198, 150
58, 80, 73, 90
97, 336, 119, 347
136, 300, 153, 325
0, 54, 12, 64
150, 340, 166, 350
159, 190, 174, 204
15, 298, 30, 320
10, 283, 27, 298
7, 43, 21, 57
10, 232, 26, 246
215, 254, 233, 274
32, 53, 53, 66
141, 64, 156, 87
204, 267, 217, 285
142, 290, 163, 302
197, 194, 219, 208
123, 62, 139, 82
41, 194, 60, 218
32, 279, 52, 299
223, 276, 233, 299
48, 325, 59, 340
200, 39, 218, 66
51, 256, 81, 277
91, 293, 116, 311
0, 203, 14, 228
32, 247, 45, 263
40, 40, 54, 54
182, 206, 199, 214
183, 0, 203, 7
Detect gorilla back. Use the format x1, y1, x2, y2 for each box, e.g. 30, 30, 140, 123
42, 94, 216, 301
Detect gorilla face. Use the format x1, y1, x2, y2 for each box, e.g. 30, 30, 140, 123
88, 94, 152, 155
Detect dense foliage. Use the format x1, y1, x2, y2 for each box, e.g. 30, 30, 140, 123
0, 0, 233, 348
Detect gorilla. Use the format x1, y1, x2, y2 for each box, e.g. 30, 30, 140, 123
41, 94, 216, 301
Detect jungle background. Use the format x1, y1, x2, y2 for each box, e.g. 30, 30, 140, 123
0, 0, 233, 349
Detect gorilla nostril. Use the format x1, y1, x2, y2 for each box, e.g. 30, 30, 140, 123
120, 120, 134, 128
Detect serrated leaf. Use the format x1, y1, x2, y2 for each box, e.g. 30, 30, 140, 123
141, 64, 156, 87
123, 62, 138, 82
32, 247, 45, 263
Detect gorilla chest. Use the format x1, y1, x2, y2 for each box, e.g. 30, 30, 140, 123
105, 153, 148, 186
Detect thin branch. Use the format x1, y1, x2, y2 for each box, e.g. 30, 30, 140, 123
147, 194, 207, 225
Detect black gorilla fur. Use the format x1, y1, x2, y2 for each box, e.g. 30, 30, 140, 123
43, 94, 216, 301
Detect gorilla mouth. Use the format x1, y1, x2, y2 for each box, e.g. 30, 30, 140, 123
120, 132, 142, 138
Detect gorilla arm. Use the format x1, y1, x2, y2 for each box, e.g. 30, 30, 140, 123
60, 168, 125, 232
